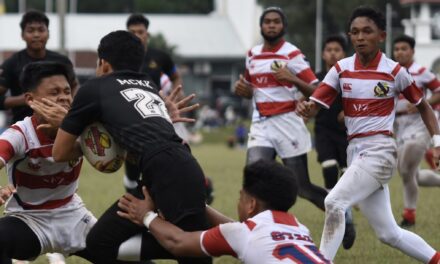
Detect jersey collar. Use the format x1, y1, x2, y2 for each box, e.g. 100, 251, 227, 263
31, 115, 54, 145
354, 51, 382, 70
262, 39, 286, 53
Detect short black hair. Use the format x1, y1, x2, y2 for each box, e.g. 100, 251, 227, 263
20, 10, 49, 31
20, 61, 73, 92
126, 13, 149, 29
243, 160, 297, 212
393, 35, 416, 49
324, 35, 347, 51
97, 30, 144, 72
349, 6, 385, 31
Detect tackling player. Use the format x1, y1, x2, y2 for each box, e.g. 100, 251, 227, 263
51, 31, 211, 264
393, 34, 440, 227
0, 62, 95, 264
296, 6, 440, 262
117, 160, 331, 264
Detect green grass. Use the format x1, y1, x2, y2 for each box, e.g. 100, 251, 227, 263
1, 143, 440, 263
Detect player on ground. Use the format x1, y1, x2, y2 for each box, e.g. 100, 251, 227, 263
296, 7, 440, 262
393, 34, 440, 227
234, 6, 355, 249
0, 10, 77, 124
50, 31, 211, 264
117, 160, 331, 264
0, 62, 95, 264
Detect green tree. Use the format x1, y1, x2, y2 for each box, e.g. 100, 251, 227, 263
149, 32, 177, 58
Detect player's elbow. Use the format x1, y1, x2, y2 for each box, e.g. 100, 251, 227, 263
52, 146, 66, 162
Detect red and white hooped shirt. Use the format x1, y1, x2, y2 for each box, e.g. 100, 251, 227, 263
310, 51, 423, 141
0, 116, 82, 212
200, 210, 330, 264
245, 40, 318, 121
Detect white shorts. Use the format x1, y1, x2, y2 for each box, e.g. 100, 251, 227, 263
247, 112, 312, 158
347, 135, 397, 185
394, 114, 430, 145
6, 194, 96, 256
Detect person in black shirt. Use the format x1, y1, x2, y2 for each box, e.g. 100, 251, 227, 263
315, 35, 355, 250
51, 31, 211, 264
0, 10, 77, 124
314, 35, 348, 190
124, 13, 183, 193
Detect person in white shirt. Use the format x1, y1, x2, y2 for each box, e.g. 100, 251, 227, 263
117, 160, 331, 264
296, 6, 440, 262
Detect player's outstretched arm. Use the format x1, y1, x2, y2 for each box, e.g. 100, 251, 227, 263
29, 98, 68, 131
52, 129, 82, 162
117, 186, 207, 257
418, 99, 440, 168
206, 205, 234, 226
296, 100, 320, 119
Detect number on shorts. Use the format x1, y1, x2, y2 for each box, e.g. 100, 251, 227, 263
120, 88, 170, 121
272, 243, 330, 263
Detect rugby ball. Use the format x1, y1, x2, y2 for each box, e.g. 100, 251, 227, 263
80, 122, 126, 173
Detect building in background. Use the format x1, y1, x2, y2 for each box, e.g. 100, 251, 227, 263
401, 0, 440, 73
0, 0, 263, 118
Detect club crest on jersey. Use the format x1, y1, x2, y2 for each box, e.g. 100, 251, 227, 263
343, 83, 352, 92
84, 126, 111, 157
271, 60, 287, 72
374, 82, 390, 97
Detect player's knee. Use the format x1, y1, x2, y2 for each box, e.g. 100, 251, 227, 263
324, 194, 346, 215
376, 230, 401, 246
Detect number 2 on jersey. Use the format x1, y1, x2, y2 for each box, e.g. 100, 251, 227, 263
120, 88, 171, 121
273, 243, 330, 264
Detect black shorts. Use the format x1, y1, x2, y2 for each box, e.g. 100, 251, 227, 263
140, 145, 207, 223
315, 126, 348, 167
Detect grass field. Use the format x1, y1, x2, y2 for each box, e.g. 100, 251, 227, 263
1, 141, 440, 263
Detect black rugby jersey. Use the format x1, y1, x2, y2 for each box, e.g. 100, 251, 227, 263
61, 70, 182, 160
0, 49, 74, 123
140, 47, 176, 88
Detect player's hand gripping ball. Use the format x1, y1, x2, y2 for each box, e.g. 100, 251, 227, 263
80, 122, 126, 173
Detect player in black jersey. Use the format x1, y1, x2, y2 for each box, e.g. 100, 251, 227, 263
315, 35, 348, 191
0, 10, 77, 124
314, 35, 355, 250
124, 13, 184, 194
51, 31, 211, 264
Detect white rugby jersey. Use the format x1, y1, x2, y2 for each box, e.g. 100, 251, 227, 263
245, 40, 318, 121
310, 52, 423, 141
200, 210, 330, 264
395, 62, 440, 138
0, 116, 82, 211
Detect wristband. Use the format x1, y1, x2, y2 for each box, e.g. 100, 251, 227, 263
142, 211, 158, 229
432, 135, 440, 148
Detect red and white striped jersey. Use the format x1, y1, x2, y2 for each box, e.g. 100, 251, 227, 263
245, 40, 318, 121
310, 52, 423, 141
0, 116, 82, 212
200, 210, 330, 264
396, 61, 440, 114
